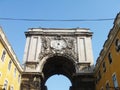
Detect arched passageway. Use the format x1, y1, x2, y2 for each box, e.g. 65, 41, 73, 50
40, 55, 95, 90
21, 55, 95, 90
41, 55, 76, 90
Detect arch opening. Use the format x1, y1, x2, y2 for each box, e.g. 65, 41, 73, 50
42, 55, 76, 87
45, 74, 72, 90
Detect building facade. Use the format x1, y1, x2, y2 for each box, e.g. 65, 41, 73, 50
0, 27, 23, 90
95, 13, 120, 90
21, 28, 95, 90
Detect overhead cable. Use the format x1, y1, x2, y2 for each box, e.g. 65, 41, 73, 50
0, 17, 115, 22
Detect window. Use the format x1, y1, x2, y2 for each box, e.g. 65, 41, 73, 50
95, 77, 98, 84
108, 52, 112, 64
3, 80, 8, 90
0, 72, 1, 77
98, 70, 101, 81
8, 60, 12, 71
14, 68, 16, 77
106, 82, 110, 90
18, 75, 21, 83
10, 86, 14, 90
1, 50, 6, 61
115, 38, 120, 52
103, 62, 106, 72
112, 74, 118, 89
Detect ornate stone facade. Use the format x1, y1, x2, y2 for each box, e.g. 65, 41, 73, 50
21, 28, 95, 90
39, 35, 77, 62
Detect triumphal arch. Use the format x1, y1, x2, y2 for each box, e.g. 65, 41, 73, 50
21, 28, 95, 90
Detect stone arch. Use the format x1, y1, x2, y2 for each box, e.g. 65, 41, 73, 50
39, 53, 77, 73
40, 54, 76, 89
21, 28, 95, 90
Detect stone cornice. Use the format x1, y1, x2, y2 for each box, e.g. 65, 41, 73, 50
25, 28, 93, 37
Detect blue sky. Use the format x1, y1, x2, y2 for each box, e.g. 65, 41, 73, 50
0, 0, 120, 90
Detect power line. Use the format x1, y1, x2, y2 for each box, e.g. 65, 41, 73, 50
0, 17, 115, 22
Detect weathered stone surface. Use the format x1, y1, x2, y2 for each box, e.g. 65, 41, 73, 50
21, 28, 95, 90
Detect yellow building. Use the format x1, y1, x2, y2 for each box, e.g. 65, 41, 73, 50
95, 13, 120, 90
0, 27, 23, 90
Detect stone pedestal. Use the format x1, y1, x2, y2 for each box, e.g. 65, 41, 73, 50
21, 72, 42, 90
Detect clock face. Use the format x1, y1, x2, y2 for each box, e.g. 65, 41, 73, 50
51, 40, 66, 50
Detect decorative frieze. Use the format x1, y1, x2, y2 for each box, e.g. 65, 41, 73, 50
39, 36, 78, 61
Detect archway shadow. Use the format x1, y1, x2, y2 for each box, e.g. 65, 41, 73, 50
42, 55, 76, 90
